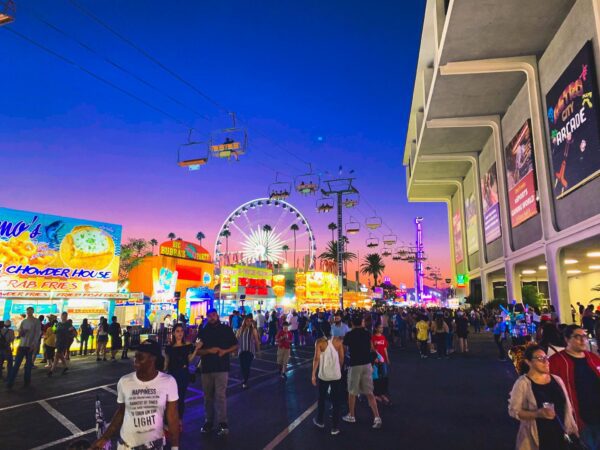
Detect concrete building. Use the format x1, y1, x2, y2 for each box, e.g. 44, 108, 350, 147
405, 0, 600, 322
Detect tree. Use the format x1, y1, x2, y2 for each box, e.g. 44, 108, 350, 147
521, 285, 543, 310
262, 224, 272, 232
361, 253, 385, 286
119, 238, 152, 283
167, 232, 176, 241
291, 224, 299, 269
220, 229, 231, 263
328, 222, 337, 242
282, 244, 290, 263
196, 231, 205, 246
319, 240, 356, 274
149, 238, 158, 254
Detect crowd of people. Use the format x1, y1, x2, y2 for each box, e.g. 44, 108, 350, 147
1, 302, 598, 450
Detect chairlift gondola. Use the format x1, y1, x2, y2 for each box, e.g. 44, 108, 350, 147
392, 247, 402, 260
177, 129, 208, 170
316, 196, 334, 213
382, 247, 392, 257
366, 234, 379, 248
268, 173, 292, 200
366, 216, 382, 230
0, 0, 15, 25
342, 192, 359, 208
383, 234, 397, 246
209, 112, 247, 161
345, 217, 360, 235
295, 163, 320, 195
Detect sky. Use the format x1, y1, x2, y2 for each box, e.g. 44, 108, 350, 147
0, 0, 450, 287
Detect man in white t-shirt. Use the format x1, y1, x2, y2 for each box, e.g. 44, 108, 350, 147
91, 340, 180, 450
287, 311, 300, 346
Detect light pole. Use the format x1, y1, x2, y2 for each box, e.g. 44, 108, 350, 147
396, 217, 428, 303
321, 177, 358, 310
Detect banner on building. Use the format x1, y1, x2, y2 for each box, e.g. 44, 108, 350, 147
481, 162, 501, 244
464, 194, 478, 255
453, 212, 463, 263
546, 40, 600, 199
504, 120, 539, 227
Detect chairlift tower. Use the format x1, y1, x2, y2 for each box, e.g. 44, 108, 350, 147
321, 177, 359, 310
396, 217, 427, 303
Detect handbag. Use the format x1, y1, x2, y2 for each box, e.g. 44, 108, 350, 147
555, 413, 589, 450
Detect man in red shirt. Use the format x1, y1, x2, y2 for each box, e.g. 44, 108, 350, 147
276, 322, 292, 379
549, 325, 600, 450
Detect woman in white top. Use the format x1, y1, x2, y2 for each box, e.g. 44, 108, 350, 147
311, 321, 344, 436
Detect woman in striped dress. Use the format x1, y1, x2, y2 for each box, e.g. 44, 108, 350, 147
237, 314, 261, 389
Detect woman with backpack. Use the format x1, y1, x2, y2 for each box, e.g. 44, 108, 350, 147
311, 321, 344, 436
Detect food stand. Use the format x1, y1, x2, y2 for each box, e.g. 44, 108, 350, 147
295, 271, 340, 310
218, 265, 276, 315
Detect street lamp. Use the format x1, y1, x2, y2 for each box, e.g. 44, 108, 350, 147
0, 0, 15, 25
321, 176, 358, 310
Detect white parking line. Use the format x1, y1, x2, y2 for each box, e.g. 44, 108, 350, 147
263, 401, 318, 450
0, 383, 117, 412
102, 386, 118, 395
39, 400, 83, 435
30, 428, 96, 450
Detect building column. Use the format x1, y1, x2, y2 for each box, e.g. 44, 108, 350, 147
504, 259, 521, 302
545, 244, 571, 324
481, 270, 491, 303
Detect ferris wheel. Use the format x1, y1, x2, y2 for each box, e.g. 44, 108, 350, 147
214, 198, 316, 271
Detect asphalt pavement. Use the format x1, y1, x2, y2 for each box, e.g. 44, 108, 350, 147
0, 331, 518, 450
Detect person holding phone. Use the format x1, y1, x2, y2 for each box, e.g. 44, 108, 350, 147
508, 345, 578, 450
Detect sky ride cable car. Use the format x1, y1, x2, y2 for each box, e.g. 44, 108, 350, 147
383, 234, 397, 246
295, 163, 320, 195
209, 112, 247, 161
365, 215, 382, 230
177, 128, 208, 170
0, 0, 15, 25
342, 192, 359, 208
268, 173, 292, 200
392, 247, 402, 260
381, 247, 392, 257
345, 217, 360, 235
366, 234, 379, 248
316, 196, 334, 213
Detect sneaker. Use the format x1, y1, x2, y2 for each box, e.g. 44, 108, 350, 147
200, 422, 213, 434
216, 423, 229, 436
342, 414, 356, 423
372, 417, 382, 429
312, 417, 325, 429
62, 367, 69, 375
330, 428, 340, 435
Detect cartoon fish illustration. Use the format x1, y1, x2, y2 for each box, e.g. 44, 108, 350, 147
44, 220, 64, 248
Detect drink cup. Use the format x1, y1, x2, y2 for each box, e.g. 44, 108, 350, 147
542, 402, 555, 413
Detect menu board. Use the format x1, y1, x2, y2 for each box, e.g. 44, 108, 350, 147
546, 41, 600, 199
481, 162, 501, 244
504, 120, 539, 227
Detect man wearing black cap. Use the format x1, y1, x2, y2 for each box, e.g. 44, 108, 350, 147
197, 308, 238, 436
90, 340, 180, 450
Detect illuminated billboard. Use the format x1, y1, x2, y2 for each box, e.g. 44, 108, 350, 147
481, 162, 501, 244
0, 208, 122, 293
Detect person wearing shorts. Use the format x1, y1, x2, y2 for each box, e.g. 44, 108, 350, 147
276, 322, 292, 379
342, 315, 382, 429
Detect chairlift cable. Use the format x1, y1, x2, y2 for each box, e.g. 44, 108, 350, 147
68, 0, 230, 115
4, 27, 191, 127
23, 5, 210, 121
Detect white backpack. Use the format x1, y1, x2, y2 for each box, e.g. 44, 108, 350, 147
318, 339, 341, 381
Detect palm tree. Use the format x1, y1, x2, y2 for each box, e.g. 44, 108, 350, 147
149, 238, 158, 254
262, 224, 272, 232
290, 224, 299, 269
318, 240, 356, 274
220, 229, 231, 263
167, 232, 176, 241
282, 244, 290, 263
196, 231, 205, 246
361, 253, 386, 286
328, 222, 337, 242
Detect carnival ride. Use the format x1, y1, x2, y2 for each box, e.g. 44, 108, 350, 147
214, 198, 316, 270
209, 112, 247, 161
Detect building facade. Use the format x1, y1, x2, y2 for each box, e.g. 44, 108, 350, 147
406, 0, 600, 322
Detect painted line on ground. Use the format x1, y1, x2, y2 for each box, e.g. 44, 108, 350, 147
30, 428, 96, 450
185, 394, 203, 403
187, 386, 203, 394
102, 386, 118, 395
0, 383, 117, 412
39, 400, 83, 435
263, 401, 318, 450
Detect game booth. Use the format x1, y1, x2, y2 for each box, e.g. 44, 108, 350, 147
217, 265, 276, 316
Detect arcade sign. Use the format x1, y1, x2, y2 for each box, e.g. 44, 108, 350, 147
456, 274, 469, 288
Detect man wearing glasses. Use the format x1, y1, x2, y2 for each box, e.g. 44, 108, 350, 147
550, 325, 600, 450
